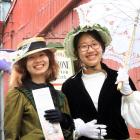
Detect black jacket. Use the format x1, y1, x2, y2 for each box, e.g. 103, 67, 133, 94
62, 63, 136, 140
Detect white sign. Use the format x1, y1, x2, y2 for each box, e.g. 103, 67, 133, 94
32, 87, 64, 140
52, 49, 74, 90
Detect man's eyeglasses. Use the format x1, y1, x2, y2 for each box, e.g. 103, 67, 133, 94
78, 43, 100, 52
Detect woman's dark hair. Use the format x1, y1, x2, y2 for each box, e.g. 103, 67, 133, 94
15, 49, 59, 85
73, 30, 105, 57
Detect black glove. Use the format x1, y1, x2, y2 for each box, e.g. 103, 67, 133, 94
44, 109, 74, 129
44, 109, 63, 123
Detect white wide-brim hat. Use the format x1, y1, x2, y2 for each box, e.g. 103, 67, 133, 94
63, 24, 112, 60
12, 37, 56, 63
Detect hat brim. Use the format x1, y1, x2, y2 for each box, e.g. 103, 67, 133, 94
14, 47, 56, 64
63, 24, 112, 60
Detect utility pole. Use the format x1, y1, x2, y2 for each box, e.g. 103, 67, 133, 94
0, 71, 4, 140
0, 1, 4, 139
0, 1, 11, 140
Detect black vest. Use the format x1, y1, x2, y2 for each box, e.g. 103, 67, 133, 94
62, 63, 136, 139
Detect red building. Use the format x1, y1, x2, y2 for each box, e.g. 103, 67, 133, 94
1, 0, 140, 138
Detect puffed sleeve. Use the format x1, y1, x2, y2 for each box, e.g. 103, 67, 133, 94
4, 89, 25, 140
121, 91, 140, 129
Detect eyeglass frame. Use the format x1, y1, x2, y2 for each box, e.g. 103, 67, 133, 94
78, 42, 101, 52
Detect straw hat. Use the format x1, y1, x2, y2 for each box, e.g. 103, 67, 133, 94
63, 24, 112, 60
12, 37, 56, 63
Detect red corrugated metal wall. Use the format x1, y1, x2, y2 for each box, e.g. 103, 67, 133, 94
3, 0, 80, 49
2, 0, 140, 138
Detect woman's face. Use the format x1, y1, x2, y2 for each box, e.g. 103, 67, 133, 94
26, 51, 49, 79
77, 33, 103, 70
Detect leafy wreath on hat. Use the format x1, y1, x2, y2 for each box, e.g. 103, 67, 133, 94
63, 24, 112, 60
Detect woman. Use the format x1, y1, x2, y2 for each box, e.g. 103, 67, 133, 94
4, 37, 74, 140
62, 24, 140, 140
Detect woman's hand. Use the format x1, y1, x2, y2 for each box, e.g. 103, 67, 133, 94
116, 67, 133, 95
44, 109, 74, 129
74, 118, 107, 139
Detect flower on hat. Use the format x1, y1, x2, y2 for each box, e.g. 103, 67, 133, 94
63, 24, 112, 60
11, 37, 56, 64
11, 43, 31, 63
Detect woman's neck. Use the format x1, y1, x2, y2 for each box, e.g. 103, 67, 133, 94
31, 75, 46, 84
83, 64, 102, 74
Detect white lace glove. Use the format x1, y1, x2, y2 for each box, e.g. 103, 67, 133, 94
74, 118, 107, 139
115, 67, 133, 95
